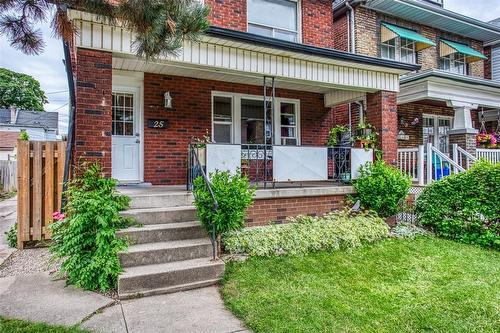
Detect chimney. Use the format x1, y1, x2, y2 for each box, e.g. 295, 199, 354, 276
9, 106, 17, 124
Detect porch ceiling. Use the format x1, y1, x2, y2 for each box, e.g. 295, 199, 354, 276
398, 70, 500, 108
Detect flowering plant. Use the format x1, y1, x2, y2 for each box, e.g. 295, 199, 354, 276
476, 133, 497, 148
52, 211, 65, 221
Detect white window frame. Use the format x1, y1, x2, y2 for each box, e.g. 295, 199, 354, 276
423, 114, 454, 154
439, 52, 467, 75
212, 94, 234, 144
211, 91, 301, 146
247, 0, 302, 43
381, 37, 416, 64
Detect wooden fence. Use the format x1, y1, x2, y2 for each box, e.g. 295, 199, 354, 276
0, 160, 17, 192
17, 140, 66, 249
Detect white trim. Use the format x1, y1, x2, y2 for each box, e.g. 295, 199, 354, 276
211, 91, 301, 145
112, 71, 144, 182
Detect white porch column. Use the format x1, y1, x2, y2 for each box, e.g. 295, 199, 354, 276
446, 101, 478, 155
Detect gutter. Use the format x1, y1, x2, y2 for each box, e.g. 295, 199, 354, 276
206, 26, 420, 72
345, 1, 356, 53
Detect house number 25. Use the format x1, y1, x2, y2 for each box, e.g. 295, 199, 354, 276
147, 119, 169, 129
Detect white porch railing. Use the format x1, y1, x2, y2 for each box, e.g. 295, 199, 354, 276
426, 143, 465, 184
476, 148, 500, 164
452, 144, 477, 170
397, 147, 423, 184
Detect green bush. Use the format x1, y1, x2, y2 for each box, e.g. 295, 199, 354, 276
50, 163, 131, 291
415, 160, 499, 250
223, 210, 389, 256
193, 170, 255, 255
4, 223, 17, 248
353, 160, 411, 218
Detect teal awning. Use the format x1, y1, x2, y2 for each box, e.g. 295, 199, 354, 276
381, 22, 436, 51
440, 39, 488, 63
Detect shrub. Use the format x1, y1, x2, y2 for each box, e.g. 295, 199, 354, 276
193, 170, 255, 255
4, 223, 17, 248
353, 160, 411, 218
223, 210, 389, 256
18, 130, 29, 141
415, 160, 499, 250
50, 163, 131, 291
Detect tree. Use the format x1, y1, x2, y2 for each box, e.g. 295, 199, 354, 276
0, 67, 48, 111
0, 0, 210, 59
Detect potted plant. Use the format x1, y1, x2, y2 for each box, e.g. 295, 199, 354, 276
327, 125, 350, 146
476, 133, 497, 149
353, 122, 378, 150
191, 130, 212, 167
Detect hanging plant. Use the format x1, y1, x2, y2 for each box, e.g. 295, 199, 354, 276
354, 122, 378, 150
476, 133, 497, 149
327, 125, 350, 146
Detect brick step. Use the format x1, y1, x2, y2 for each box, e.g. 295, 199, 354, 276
121, 206, 197, 225
119, 238, 213, 268
117, 221, 207, 244
117, 258, 225, 299
128, 192, 194, 209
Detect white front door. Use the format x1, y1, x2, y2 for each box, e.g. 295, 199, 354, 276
112, 90, 141, 182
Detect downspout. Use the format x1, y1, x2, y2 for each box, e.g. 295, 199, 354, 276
346, 1, 356, 53
61, 5, 76, 210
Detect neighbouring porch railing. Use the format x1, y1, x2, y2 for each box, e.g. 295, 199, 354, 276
476, 148, 500, 164
187, 143, 373, 189
452, 144, 477, 170
397, 147, 423, 183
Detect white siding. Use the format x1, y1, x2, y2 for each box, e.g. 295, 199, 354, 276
492, 45, 500, 82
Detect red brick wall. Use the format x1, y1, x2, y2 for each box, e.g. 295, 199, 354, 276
366, 91, 398, 165
74, 48, 113, 175
205, 0, 334, 49
301, 0, 334, 48
245, 194, 347, 227
332, 13, 349, 52
143, 73, 332, 185
205, 0, 247, 31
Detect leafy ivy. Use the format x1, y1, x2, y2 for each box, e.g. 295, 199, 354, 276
50, 163, 131, 291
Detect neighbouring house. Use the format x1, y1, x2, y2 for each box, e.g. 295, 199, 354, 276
0, 131, 19, 161
0, 108, 59, 141
333, 0, 500, 179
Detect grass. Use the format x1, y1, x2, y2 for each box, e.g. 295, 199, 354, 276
0, 317, 89, 333
222, 237, 500, 333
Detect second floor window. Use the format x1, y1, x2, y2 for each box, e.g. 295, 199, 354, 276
381, 37, 416, 64
439, 52, 466, 75
248, 0, 299, 42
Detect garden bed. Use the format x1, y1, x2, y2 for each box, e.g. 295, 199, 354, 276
222, 237, 500, 333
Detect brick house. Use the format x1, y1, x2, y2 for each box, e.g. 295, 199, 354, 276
332, 0, 500, 173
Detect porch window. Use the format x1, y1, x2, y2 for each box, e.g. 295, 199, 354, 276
423, 116, 452, 154
112, 93, 134, 136
241, 98, 270, 144
380, 37, 415, 64
280, 102, 297, 145
213, 96, 233, 143
248, 0, 299, 42
439, 52, 466, 75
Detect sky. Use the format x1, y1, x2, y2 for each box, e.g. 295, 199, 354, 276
1, 0, 500, 135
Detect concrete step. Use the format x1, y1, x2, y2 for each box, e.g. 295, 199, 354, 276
128, 192, 194, 209
117, 221, 207, 244
118, 258, 225, 298
119, 238, 213, 267
121, 206, 197, 225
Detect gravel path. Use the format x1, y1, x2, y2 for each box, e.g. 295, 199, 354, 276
0, 248, 61, 278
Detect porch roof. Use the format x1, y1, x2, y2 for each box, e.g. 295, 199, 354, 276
69, 10, 413, 96
398, 69, 500, 108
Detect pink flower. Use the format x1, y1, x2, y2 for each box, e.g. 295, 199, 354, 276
52, 211, 65, 221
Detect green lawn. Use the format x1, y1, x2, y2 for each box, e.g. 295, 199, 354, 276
0, 317, 89, 333
222, 237, 500, 333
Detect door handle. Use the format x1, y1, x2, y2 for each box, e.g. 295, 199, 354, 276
135, 139, 140, 144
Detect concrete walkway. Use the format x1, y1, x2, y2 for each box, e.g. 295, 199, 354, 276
0, 272, 249, 333
0, 196, 17, 266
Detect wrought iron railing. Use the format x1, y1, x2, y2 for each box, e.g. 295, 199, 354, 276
241, 144, 273, 186
187, 144, 218, 260
329, 146, 351, 183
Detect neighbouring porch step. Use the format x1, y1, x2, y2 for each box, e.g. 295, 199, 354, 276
117, 258, 225, 299
121, 206, 197, 225
117, 221, 207, 244
119, 238, 213, 267
128, 192, 194, 209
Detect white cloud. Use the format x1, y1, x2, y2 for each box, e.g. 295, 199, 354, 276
444, 0, 500, 22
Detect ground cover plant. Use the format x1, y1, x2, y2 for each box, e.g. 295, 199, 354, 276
50, 163, 131, 291
222, 237, 500, 333
353, 160, 411, 218
223, 210, 388, 256
415, 160, 499, 250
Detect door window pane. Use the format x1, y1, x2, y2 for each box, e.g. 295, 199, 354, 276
423, 117, 435, 145
112, 93, 134, 136
241, 99, 265, 144
213, 96, 233, 143
280, 102, 297, 145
